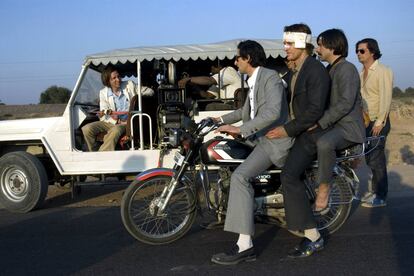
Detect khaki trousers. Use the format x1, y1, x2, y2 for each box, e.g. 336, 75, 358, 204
81, 121, 125, 151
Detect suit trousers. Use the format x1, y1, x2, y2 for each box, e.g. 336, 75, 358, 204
281, 128, 328, 231
316, 127, 355, 184
82, 121, 126, 151
224, 143, 274, 236
366, 118, 390, 200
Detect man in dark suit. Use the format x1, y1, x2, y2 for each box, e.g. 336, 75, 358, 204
211, 40, 293, 265
266, 23, 330, 258
312, 29, 366, 211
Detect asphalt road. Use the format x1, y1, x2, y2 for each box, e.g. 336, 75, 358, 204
1, 195, 414, 276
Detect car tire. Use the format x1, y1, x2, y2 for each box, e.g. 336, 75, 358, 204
0, 151, 48, 213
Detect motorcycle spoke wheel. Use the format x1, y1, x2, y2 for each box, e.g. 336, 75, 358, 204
121, 176, 196, 245
313, 175, 352, 233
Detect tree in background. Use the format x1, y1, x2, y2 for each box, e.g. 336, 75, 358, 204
393, 87, 404, 98
0, 99, 4, 105
39, 86, 71, 104
393, 87, 414, 98
405, 87, 414, 97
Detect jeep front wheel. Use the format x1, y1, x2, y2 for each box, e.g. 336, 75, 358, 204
0, 152, 48, 213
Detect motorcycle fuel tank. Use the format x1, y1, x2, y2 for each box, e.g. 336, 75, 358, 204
200, 138, 253, 165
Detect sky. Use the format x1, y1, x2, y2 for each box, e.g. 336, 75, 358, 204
0, 0, 413, 105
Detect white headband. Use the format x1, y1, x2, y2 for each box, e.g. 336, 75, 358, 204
283, 32, 312, 49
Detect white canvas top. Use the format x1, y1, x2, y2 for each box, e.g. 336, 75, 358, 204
84, 39, 287, 66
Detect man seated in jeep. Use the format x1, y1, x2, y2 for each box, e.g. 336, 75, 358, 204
82, 65, 154, 151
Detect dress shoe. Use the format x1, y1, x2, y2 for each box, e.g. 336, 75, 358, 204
211, 245, 256, 265
288, 237, 324, 258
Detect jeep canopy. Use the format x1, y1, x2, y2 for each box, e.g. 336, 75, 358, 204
84, 39, 287, 66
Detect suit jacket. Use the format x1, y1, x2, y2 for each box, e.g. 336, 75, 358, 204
221, 67, 293, 167
318, 59, 366, 143
284, 56, 330, 137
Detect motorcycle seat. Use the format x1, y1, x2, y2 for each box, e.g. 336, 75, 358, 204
265, 164, 283, 171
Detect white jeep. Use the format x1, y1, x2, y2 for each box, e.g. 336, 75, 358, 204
0, 39, 287, 213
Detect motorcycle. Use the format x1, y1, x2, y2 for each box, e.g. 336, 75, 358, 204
121, 118, 380, 245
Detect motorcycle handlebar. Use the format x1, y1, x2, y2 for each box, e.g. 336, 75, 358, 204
195, 118, 222, 134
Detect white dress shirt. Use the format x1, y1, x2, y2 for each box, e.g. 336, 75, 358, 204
247, 66, 260, 119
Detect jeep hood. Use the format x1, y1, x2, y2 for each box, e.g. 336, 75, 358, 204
0, 117, 60, 141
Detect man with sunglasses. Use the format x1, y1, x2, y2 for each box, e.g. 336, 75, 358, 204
210, 40, 293, 265
356, 38, 393, 208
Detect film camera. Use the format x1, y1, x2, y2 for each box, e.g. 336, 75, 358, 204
157, 85, 193, 147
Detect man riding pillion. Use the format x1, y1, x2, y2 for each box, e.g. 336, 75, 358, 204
210, 40, 293, 265
266, 23, 331, 258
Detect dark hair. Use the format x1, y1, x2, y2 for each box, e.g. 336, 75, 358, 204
101, 65, 118, 87
237, 40, 266, 67
283, 23, 314, 55
356, 38, 382, 60
317, 29, 348, 57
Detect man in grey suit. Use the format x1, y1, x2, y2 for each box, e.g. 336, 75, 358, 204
312, 29, 366, 211
211, 40, 293, 265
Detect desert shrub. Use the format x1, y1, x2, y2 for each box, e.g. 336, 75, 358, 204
39, 86, 72, 104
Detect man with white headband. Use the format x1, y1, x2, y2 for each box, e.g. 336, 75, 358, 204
283, 31, 312, 49
266, 23, 330, 258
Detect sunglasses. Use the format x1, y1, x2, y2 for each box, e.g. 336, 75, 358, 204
356, 49, 366, 54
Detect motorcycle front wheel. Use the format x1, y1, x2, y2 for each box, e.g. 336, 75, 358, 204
121, 175, 197, 245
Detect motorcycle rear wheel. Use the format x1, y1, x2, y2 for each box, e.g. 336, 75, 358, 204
289, 173, 353, 237
121, 175, 197, 245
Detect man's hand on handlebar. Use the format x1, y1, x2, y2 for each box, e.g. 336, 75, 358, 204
211, 117, 222, 123
215, 124, 241, 139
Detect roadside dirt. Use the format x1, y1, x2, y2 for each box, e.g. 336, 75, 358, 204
0, 104, 66, 120
44, 184, 126, 208
387, 99, 414, 165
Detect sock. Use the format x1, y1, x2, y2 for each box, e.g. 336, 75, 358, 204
304, 228, 321, 242
236, 234, 253, 252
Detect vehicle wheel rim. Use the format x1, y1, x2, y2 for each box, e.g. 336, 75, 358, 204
305, 170, 352, 232
129, 178, 192, 239
314, 176, 351, 230
1, 166, 29, 202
